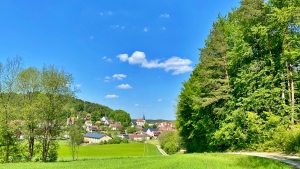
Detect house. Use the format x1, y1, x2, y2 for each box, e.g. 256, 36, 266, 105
95, 120, 101, 125
117, 134, 129, 139
143, 128, 160, 138
101, 116, 110, 125
109, 122, 122, 131
87, 126, 99, 132
84, 133, 112, 144
129, 133, 150, 141
85, 120, 92, 127
136, 118, 145, 127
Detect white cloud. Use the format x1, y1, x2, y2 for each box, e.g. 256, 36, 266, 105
105, 94, 119, 98
143, 27, 149, 32
157, 99, 162, 102
111, 25, 119, 29
76, 84, 82, 88
117, 84, 132, 89
100, 11, 113, 16
105, 76, 110, 79
121, 26, 125, 29
104, 80, 110, 83
117, 54, 129, 62
160, 13, 170, 18
90, 36, 94, 39
112, 74, 127, 80
116, 51, 193, 75
161, 27, 166, 31
128, 51, 147, 64
102, 56, 112, 62
134, 104, 139, 107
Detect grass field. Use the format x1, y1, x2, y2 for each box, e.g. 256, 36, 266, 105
0, 153, 291, 169
58, 142, 161, 158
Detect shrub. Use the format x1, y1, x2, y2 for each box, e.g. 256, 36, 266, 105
122, 138, 129, 144
158, 131, 181, 155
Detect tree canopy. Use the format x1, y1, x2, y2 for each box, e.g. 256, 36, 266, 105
176, 0, 300, 153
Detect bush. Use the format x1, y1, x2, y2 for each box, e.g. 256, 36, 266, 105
158, 131, 181, 155
113, 137, 122, 144
122, 138, 129, 144
99, 141, 104, 145
104, 140, 107, 144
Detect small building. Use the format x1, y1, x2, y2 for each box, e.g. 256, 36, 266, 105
129, 134, 150, 141
136, 118, 145, 127
117, 134, 130, 139
84, 133, 112, 144
101, 116, 110, 125
143, 128, 160, 138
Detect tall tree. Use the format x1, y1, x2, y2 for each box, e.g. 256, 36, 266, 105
0, 57, 23, 162
16, 67, 41, 161
38, 65, 74, 162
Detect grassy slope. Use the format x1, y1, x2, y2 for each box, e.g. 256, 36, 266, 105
0, 154, 291, 169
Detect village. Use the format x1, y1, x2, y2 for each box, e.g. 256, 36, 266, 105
66, 113, 176, 144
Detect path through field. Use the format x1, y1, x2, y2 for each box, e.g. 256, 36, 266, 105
156, 145, 168, 156
230, 152, 300, 168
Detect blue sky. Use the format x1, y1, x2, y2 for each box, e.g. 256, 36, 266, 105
0, 0, 240, 120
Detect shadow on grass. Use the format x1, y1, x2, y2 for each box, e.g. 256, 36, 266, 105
236, 156, 290, 168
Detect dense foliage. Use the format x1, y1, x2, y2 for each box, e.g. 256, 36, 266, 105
158, 131, 181, 155
176, 0, 300, 153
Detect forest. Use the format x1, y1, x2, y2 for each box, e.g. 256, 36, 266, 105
0, 57, 131, 162
176, 0, 300, 153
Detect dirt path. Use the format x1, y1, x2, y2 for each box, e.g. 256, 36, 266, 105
229, 152, 300, 168
156, 145, 169, 156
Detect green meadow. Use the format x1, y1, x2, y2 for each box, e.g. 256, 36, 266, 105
0, 153, 291, 169
58, 142, 161, 158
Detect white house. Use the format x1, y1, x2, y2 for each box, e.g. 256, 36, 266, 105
143, 128, 160, 138
101, 116, 110, 125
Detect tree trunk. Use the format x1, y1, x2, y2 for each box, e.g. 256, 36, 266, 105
289, 63, 295, 124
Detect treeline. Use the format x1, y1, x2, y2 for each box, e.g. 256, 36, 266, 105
0, 57, 131, 163
65, 98, 131, 127
176, 0, 300, 153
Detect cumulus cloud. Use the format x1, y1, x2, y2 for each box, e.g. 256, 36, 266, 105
157, 99, 162, 102
117, 84, 132, 89
116, 51, 193, 75
134, 104, 139, 107
105, 94, 119, 98
160, 13, 170, 18
117, 54, 129, 62
112, 74, 126, 80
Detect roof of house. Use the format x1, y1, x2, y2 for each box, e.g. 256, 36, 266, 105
136, 118, 144, 122
129, 134, 149, 138
143, 128, 159, 132
84, 133, 106, 139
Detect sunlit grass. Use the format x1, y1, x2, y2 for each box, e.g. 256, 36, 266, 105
0, 153, 291, 169
58, 141, 161, 158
